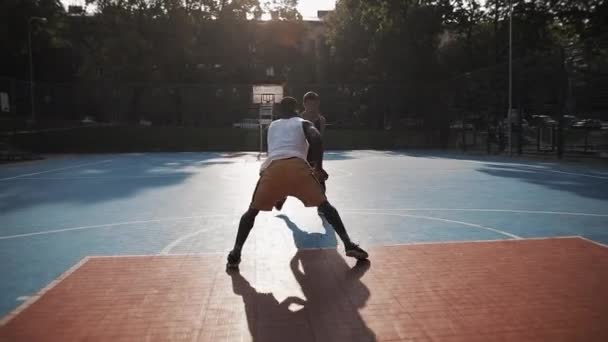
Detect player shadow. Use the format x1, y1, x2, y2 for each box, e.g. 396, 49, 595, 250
279, 214, 376, 341
276, 214, 338, 249
228, 256, 375, 342
477, 163, 608, 200
226, 214, 376, 341
288, 251, 375, 341
227, 271, 311, 341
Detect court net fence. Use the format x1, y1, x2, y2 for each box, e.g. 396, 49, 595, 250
1, 53, 607, 157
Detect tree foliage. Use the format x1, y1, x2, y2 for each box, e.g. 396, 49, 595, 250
1, 0, 606, 126
325, 0, 606, 124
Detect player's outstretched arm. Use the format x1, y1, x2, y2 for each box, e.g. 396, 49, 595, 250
302, 121, 324, 170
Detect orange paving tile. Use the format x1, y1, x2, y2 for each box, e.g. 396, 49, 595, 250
1, 237, 607, 342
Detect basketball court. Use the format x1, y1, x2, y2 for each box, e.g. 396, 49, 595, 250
1, 151, 607, 341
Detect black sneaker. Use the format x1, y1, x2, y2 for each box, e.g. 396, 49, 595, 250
345, 243, 368, 260
226, 250, 241, 269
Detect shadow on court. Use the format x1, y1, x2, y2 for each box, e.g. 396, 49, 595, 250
227, 215, 376, 341
0, 170, 193, 213
277, 214, 338, 249
478, 163, 608, 200
374, 150, 608, 200
323, 151, 360, 161
0, 153, 246, 213
380, 150, 566, 166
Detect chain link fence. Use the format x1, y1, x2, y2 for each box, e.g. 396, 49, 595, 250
2, 48, 607, 157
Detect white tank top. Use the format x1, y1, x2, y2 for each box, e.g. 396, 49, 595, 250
261, 117, 309, 171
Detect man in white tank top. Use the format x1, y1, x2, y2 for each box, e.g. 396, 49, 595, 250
273, 91, 328, 212
227, 97, 368, 269
259, 114, 309, 172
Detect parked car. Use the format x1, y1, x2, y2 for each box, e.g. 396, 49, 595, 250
573, 119, 602, 130
399, 118, 424, 128
233, 118, 260, 129
501, 118, 529, 128
81, 116, 97, 125
530, 115, 556, 127
450, 120, 474, 130
563, 115, 579, 127
138, 119, 152, 126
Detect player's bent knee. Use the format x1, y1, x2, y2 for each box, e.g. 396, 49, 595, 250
240, 208, 259, 225
318, 201, 336, 216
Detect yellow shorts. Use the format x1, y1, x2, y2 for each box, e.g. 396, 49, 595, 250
251, 158, 327, 211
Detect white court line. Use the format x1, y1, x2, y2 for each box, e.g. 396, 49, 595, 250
474, 159, 608, 179
42, 236, 608, 260
141, 154, 219, 164
158, 209, 518, 255
378, 235, 600, 248
87, 251, 224, 258
4, 207, 601, 241
0, 214, 228, 240
575, 235, 608, 248
519, 168, 608, 180
160, 227, 216, 255
342, 208, 608, 217
0, 256, 91, 326
417, 156, 608, 179
2, 235, 603, 326
345, 211, 522, 239
10, 175, 189, 180
0, 159, 114, 181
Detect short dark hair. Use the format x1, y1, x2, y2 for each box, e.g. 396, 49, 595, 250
280, 96, 298, 114
303, 91, 319, 102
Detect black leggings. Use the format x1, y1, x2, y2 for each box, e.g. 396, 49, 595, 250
232, 201, 351, 252
233, 208, 259, 252
317, 201, 350, 244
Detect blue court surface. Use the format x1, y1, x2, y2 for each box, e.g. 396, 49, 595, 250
1, 150, 607, 318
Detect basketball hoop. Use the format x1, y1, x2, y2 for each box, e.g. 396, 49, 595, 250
258, 94, 275, 157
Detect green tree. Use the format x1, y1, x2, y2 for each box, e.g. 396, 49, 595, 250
0, 0, 67, 80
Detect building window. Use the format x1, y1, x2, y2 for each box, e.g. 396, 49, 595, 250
265, 66, 275, 77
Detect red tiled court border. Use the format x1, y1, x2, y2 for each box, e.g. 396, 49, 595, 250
0, 256, 91, 327
1, 236, 607, 341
